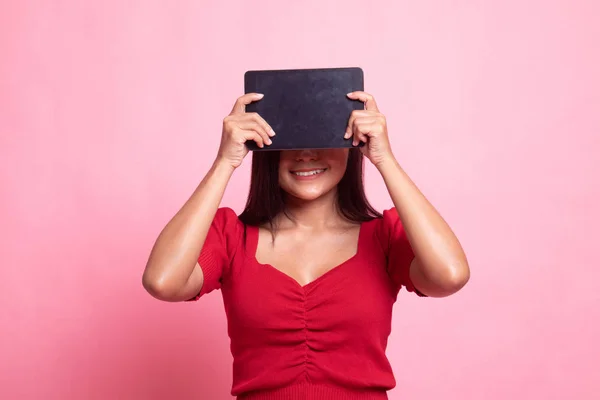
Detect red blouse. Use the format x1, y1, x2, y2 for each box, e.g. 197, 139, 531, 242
190, 207, 424, 399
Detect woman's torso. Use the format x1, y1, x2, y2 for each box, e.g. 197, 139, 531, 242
219, 217, 402, 399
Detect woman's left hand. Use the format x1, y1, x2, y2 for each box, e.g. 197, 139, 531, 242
345, 91, 394, 167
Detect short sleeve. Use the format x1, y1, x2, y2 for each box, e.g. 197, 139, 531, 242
376, 208, 427, 297
187, 207, 242, 301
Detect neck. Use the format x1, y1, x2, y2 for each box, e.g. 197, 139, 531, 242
281, 189, 341, 229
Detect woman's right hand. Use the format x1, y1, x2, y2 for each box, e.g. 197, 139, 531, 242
216, 93, 275, 169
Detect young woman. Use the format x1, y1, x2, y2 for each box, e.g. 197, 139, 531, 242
142, 91, 470, 399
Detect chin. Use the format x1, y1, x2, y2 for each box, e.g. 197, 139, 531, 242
286, 187, 331, 202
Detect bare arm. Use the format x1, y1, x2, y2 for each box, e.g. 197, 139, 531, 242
347, 91, 470, 298
142, 93, 274, 301
142, 161, 234, 302
377, 158, 470, 297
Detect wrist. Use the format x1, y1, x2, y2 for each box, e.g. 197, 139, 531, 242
374, 153, 399, 172
211, 157, 236, 177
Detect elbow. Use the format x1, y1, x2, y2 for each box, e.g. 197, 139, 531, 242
448, 263, 470, 290
411, 256, 470, 297
142, 270, 178, 301
438, 260, 470, 295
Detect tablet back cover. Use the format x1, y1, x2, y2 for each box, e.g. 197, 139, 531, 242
244, 67, 364, 151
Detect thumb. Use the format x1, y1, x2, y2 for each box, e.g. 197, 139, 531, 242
231, 93, 264, 114
347, 91, 379, 112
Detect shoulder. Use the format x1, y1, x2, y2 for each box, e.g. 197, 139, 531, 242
204, 207, 246, 260
211, 207, 244, 235
370, 207, 402, 230
369, 208, 406, 246
382, 207, 401, 222
214, 206, 240, 221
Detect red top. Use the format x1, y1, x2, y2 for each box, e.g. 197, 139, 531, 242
190, 207, 424, 399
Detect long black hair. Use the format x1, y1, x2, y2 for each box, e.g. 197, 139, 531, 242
238, 148, 382, 235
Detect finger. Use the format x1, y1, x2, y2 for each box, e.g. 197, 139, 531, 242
238, 119, 272, 145
231, 93, 264, 114
345, 110, 378, 138
241, 130, 265, 148
244, 112, 276, 137
352, 122, 375, 146
345, 111, 360, 139
347, 91, 379, 112
344, 117, 353, 140
348, 113, 378, 130
346, 114, 378, 139
352, 130, 369, 146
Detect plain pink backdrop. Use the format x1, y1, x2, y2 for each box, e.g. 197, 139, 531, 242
1, 1, 599, 399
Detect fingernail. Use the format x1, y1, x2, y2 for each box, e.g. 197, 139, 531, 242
266, 138, 272, 145
269, 129, 276, 136
344, 131, 351, 139
256, 93, 264, 98
346, 92, 353, 97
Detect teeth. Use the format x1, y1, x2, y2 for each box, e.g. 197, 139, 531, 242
293, 169, 325, 177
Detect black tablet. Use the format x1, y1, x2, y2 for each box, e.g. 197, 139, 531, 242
244, 67, 365, 151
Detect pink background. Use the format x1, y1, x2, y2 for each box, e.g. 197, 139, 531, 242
1, 1, 599, 399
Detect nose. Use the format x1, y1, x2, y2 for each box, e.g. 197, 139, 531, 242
295, 149, 318, 162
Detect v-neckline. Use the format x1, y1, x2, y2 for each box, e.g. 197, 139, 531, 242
247, 222, 365, 290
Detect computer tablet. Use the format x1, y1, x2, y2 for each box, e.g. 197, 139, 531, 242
244, 67, 364, 151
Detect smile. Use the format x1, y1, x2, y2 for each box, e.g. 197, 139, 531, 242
291, 169, 327, 177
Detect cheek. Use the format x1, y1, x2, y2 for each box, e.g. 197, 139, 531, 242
329, 164, 347, 184
278, 163, 295, 193
278, 159, 291, 181
278, 168, 288, 184
329, 152, 349, 176
320, 157, 348, 188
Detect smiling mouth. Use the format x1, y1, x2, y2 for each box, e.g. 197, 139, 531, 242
291, 168, 327, 177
